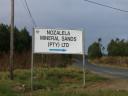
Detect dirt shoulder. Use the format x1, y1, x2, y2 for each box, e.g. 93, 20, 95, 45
86, 79, 128, 91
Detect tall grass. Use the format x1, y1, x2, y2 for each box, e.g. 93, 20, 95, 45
0, 52, 31, 71
90, 56, 128, 68
0, 67, 128, 96
0, 67, 107, 96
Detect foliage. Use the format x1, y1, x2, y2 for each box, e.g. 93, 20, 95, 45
1, 67, 128, 96
88, 38, 128, 58
0, 24, 32, 70
0, 67, 108, 96
0, 24, 31, 53
88, 42, 102, 59
14, 28, 31, 52
107, 38, 128, 56
0, 24, 10, 53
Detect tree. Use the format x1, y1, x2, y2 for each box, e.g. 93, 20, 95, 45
0, 24, 10, 54
14, 28, 31, 52
88, 42, 102, 59
107, 38, 128, 56
0, 24, 31, 53
98, 38, 102, 43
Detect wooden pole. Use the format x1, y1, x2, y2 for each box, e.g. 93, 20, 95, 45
10, 0, 14, 80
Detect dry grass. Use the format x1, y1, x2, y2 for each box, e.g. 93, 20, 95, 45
0, 52, 31, 71
86, 79, 128, 91
90, 56, 128, 68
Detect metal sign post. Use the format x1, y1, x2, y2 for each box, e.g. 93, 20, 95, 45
82, 30, 86, 86
31, 29, 34, 95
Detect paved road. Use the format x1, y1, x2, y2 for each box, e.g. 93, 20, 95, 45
74, 59, 128, 78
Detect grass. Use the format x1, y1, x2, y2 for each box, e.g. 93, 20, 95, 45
90, 56, 128, 68
0, 67, 128, 96
31, 89, 128, 96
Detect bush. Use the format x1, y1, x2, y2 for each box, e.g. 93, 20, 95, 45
88, 42, 102, 59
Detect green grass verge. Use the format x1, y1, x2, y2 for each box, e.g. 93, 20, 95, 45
0, 67, 127, 96
32, 89, 128, 96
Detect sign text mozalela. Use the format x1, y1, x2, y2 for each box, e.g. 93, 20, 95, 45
40, 29, 77, 47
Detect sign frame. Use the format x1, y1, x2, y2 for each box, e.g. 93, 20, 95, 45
33, 28, 84, 54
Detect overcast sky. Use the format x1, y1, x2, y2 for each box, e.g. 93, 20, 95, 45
0, 0, 128, 52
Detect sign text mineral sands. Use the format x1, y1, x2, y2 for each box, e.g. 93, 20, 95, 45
34, 29, 83, 54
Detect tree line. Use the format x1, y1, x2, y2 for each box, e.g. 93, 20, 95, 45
88, 38, 128, 59
0, 24, 31, 54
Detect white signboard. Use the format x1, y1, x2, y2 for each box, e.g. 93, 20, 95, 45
34, 29, 83, 54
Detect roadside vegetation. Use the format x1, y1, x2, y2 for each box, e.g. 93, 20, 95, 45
90, 56, 128, 68
0, 67, 105, 96
88, 38, 128, 68
1, 67, 128, 96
